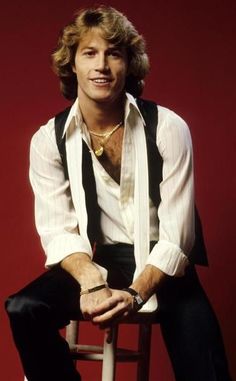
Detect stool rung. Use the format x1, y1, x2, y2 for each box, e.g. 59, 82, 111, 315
70, 344, 103, 353
70, 344, 142, 362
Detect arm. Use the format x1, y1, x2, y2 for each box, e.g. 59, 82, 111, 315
147, 108, 195, 276
30, 119, 111, 316
29, 119, 93, 266
129, 110, 194, 299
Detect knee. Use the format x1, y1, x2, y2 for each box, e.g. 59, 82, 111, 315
5, 292, 44, 324
5, 293, 28, 320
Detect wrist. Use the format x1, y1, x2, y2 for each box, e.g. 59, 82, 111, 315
123, 287, 145, 312
61, 253, 104, 287
80, 282, 108, 296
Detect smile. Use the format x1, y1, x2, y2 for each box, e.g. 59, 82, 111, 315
91, 78, 111, 84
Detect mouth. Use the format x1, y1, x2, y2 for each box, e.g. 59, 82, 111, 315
90, 78, 112, 84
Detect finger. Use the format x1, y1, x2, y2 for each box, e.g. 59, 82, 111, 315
99, 309, 130, 332
93, 301, 128, 324
92, 296, 121, 316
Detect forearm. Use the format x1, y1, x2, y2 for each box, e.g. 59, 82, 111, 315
129, 264, 166, 302
60, 252, 105, 289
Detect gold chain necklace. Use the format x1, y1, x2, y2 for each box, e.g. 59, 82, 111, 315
89, 121, 123, 157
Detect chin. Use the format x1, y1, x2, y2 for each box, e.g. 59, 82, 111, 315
90, 94, 114, 103
92, 91, 124, 104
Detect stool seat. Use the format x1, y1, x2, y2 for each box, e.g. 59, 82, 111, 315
66, 311, 159, 381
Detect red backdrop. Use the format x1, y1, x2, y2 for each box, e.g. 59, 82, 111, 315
1, 1, 235, 380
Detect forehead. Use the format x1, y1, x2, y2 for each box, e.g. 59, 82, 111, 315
78, 27, 121, 50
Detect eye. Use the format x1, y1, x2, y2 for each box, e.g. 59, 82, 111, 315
83, 50, 96, 57
108, 49, 122, 58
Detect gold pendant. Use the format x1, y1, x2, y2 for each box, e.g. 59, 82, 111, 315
95, 146, 104, 157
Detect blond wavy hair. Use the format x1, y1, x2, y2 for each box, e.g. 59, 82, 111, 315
52, 6, 150, 100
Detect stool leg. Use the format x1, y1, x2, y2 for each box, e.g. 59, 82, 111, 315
66, 320, 79, 346
101, 325, 118, 381
66, 320, 79, 368
137, 324, 152, 381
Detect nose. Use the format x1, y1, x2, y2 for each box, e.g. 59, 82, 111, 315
95, 53, 109, 72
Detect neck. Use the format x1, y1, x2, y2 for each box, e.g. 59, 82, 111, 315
79, 96, 125, 132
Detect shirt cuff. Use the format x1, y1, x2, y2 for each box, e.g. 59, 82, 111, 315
45, 234, 92, 267
146, 240, 189, 276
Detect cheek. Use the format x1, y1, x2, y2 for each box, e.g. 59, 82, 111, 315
72, 59, 79, 75
116, 63, 128, 78
122, 63, 129, 79
72, 53, 79, 74
119, 67, 129, 83
72, 63, 87, 79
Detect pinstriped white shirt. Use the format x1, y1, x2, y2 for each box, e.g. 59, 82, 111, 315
29, 93, 194, 310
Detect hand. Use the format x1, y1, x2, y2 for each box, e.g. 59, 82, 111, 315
91, 289, 134, 329
61, 252, 113, 320
80, 286, 115, 344
80, 286, 112, 320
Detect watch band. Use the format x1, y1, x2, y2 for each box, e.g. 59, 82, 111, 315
123, 287, 145, 311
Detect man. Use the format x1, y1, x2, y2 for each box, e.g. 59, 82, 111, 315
6, 6, 231, 381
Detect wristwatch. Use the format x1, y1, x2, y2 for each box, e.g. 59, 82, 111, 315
123, 287, 145, 311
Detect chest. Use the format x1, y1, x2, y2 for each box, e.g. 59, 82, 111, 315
90, 128, 124, 184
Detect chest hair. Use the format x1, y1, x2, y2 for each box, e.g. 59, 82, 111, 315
90, 128, 124, 184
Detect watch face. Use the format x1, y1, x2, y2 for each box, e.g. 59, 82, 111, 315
135, 294, 144, 306
133, 294, 144, 311
123, 288, 144, 310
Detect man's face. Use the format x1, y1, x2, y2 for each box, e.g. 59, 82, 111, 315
73, 28, 128, 105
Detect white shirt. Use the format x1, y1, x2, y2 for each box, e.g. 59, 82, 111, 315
29, 93, 194, 310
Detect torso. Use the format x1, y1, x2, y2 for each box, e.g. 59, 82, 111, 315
90, 127, 124, 184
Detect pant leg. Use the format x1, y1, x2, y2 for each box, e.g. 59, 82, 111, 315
158, 266, 232, 381
5, 266, 82, 381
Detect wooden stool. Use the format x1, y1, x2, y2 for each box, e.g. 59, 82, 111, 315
66, 311, 159, 381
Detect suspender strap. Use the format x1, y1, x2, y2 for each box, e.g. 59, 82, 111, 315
81, 141, 102, 245
55, 107, 101, 245
55, 106, 71, 180
136, 98, 162, 208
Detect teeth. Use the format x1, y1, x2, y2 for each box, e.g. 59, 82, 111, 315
93, 79, 109, 83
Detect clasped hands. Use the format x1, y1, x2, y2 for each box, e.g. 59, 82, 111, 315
80, 286, 134, 342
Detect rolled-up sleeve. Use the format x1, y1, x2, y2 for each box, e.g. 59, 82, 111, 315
29, 118, 92, 267
146, 108, 195, 276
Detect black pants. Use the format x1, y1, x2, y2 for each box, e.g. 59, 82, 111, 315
5, 244, 231, 381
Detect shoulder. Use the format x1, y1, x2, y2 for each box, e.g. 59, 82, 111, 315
31, 101, 75, 147
157, 105, 189, 132
156, 105, 192, 157
136, 97, 189, 135
30, 116, 58, 156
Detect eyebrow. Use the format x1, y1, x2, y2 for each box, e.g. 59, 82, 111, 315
80, 44, 123, 52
